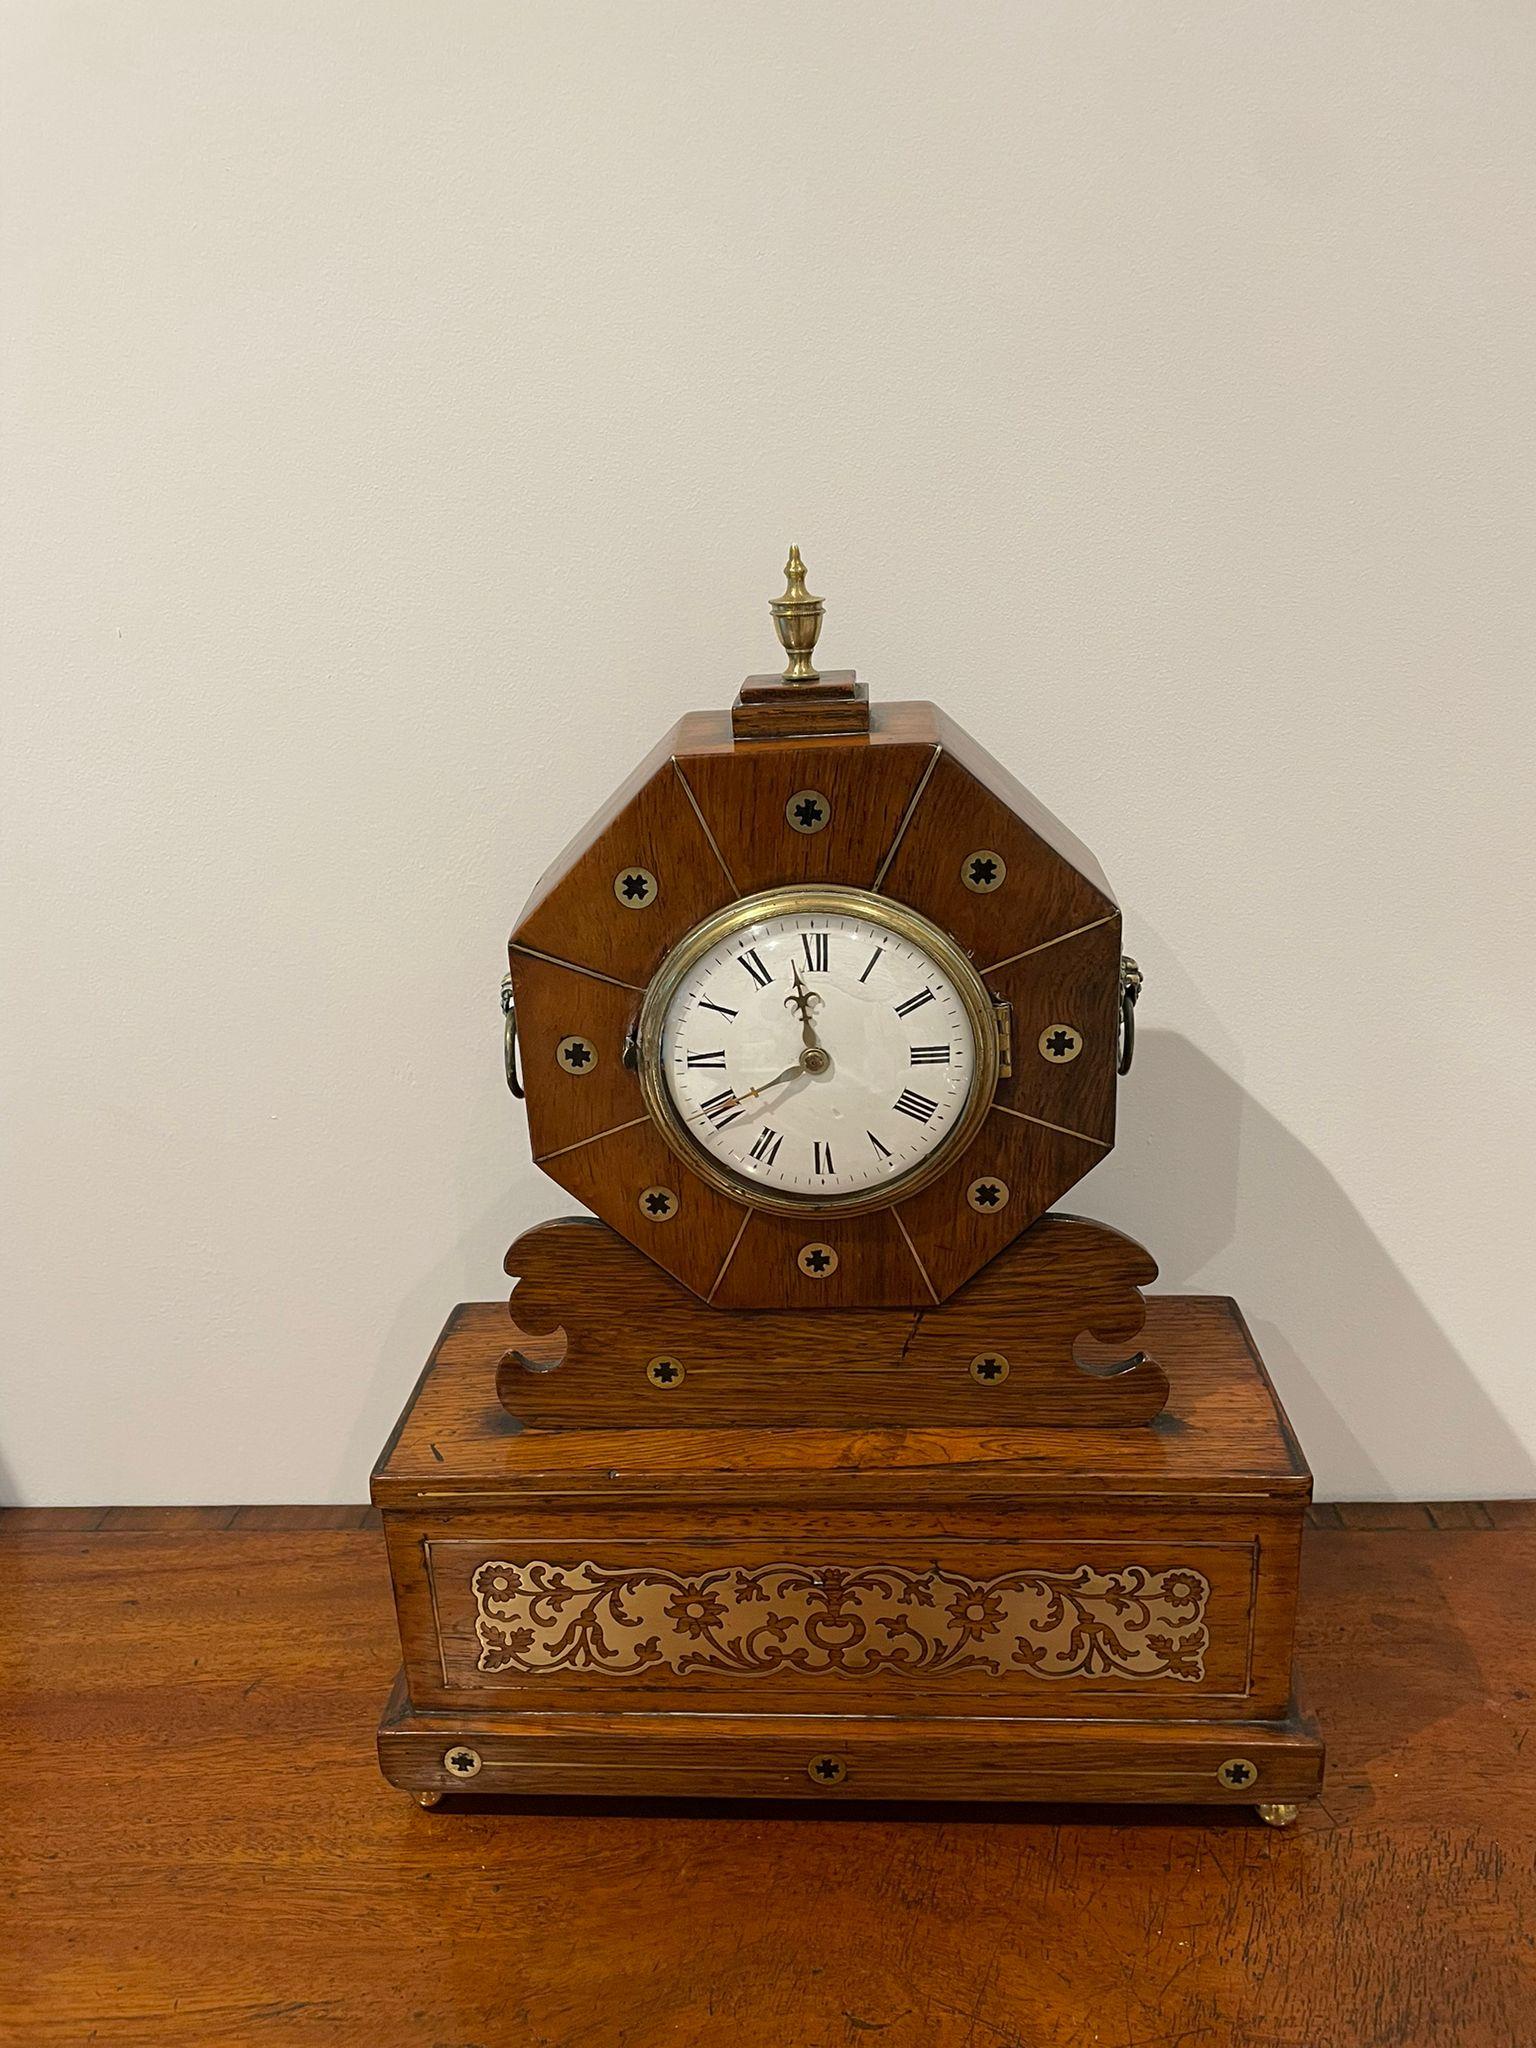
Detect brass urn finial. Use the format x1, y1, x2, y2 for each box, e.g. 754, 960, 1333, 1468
769, 544, 824, 682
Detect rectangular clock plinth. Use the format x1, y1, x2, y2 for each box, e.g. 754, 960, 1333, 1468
372, 1294, 1324, 1820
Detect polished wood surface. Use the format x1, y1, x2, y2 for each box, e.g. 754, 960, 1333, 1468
376, 1293, 1308, 1781
4, 1504, 1531, 2046
381, 1680, 1324, 1803
506, 696, 1125, 1307
731, 667, 871, 738
676, 713, 935, 898
377, 1292, 1301, 1505
500, 1213, 1169, 1428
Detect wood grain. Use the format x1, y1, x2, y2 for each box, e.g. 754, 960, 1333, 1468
3, 1513, 1530, 2046
381, 1678, 1325, 1803
890, 1108, 1109, 1301
505, 949, 648, 1166
375, 1293, 1304, 1507
675, 720, 937, 899
703, 1199, 943, 1310
498, 1213, 1169, 1429
533, 1118, 948, 1308
517, 1118, 753, 1302
5, 1500, 1526, 1531
986, 913, 1124, 1143
731, 667, 870, 739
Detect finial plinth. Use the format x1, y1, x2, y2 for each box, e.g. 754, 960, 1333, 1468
769, 544, 824, 682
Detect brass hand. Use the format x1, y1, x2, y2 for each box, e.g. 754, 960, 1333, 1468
700, 969, 831, 1125
786, 966, 825, 1052
737, 1058, 811, 1103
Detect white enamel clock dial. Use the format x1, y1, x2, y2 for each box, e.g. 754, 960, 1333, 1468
638, 886, 1000, 1215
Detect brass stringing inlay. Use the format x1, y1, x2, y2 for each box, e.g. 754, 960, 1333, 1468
470, 1559, 1211, 1683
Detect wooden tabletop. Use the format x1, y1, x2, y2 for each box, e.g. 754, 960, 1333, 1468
375, 1295, 1309, 1505
3, 1500, 1531, 2046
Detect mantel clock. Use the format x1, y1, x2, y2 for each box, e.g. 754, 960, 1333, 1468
372, 550, 1323, 1826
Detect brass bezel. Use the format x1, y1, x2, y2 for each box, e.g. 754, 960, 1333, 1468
637, 884, 1000, 1218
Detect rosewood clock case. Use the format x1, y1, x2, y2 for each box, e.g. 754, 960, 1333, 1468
507, 697, 1123, 1309
373, 551, 1323, 1825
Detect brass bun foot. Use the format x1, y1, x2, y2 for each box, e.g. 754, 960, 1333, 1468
1256, 1801, 1300, 1828
414, 1790, 444, 1809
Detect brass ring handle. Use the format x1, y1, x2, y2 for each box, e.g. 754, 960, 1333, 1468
1118, 957, 1142, 1077
501, 976, 524, 1099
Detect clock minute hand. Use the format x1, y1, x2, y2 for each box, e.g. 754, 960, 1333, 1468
736, 1059, 809, 1103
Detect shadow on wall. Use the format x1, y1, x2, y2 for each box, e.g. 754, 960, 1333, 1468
333, 1023, 1533, 1508
330, 1085, 545, 1500
1076, 1029, 1534, 1502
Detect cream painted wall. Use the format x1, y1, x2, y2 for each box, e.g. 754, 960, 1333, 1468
4, 2, 1534, 1504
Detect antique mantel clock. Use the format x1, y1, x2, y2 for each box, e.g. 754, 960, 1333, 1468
371, 551, 1323, 1825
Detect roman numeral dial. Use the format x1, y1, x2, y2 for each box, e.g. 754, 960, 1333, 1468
894, 1089, 939, 1123
641, 885, 998, 1217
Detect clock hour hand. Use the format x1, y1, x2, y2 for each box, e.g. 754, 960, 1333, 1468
786, 966, 825, 1053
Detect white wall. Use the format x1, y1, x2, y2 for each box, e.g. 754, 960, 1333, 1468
4, 2, 1534, 1504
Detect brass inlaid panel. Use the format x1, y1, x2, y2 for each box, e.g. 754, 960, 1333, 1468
469, 1558, 1211, 1683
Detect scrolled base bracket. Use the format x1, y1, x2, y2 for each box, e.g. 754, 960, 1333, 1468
498, 1212, 1168, 1430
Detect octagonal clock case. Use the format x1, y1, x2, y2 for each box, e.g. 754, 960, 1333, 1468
372, 550, 1323, 1824
504, 660, 1131, 1308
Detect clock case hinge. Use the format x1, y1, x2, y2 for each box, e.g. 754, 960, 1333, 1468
992, 998, 1013, 1080
988, 955, 1140, 1086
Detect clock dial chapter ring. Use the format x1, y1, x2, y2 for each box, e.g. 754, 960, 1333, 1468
635, 885, 1000, 1218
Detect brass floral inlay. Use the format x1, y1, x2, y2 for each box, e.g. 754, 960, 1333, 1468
470, 1559, 1210, 1683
